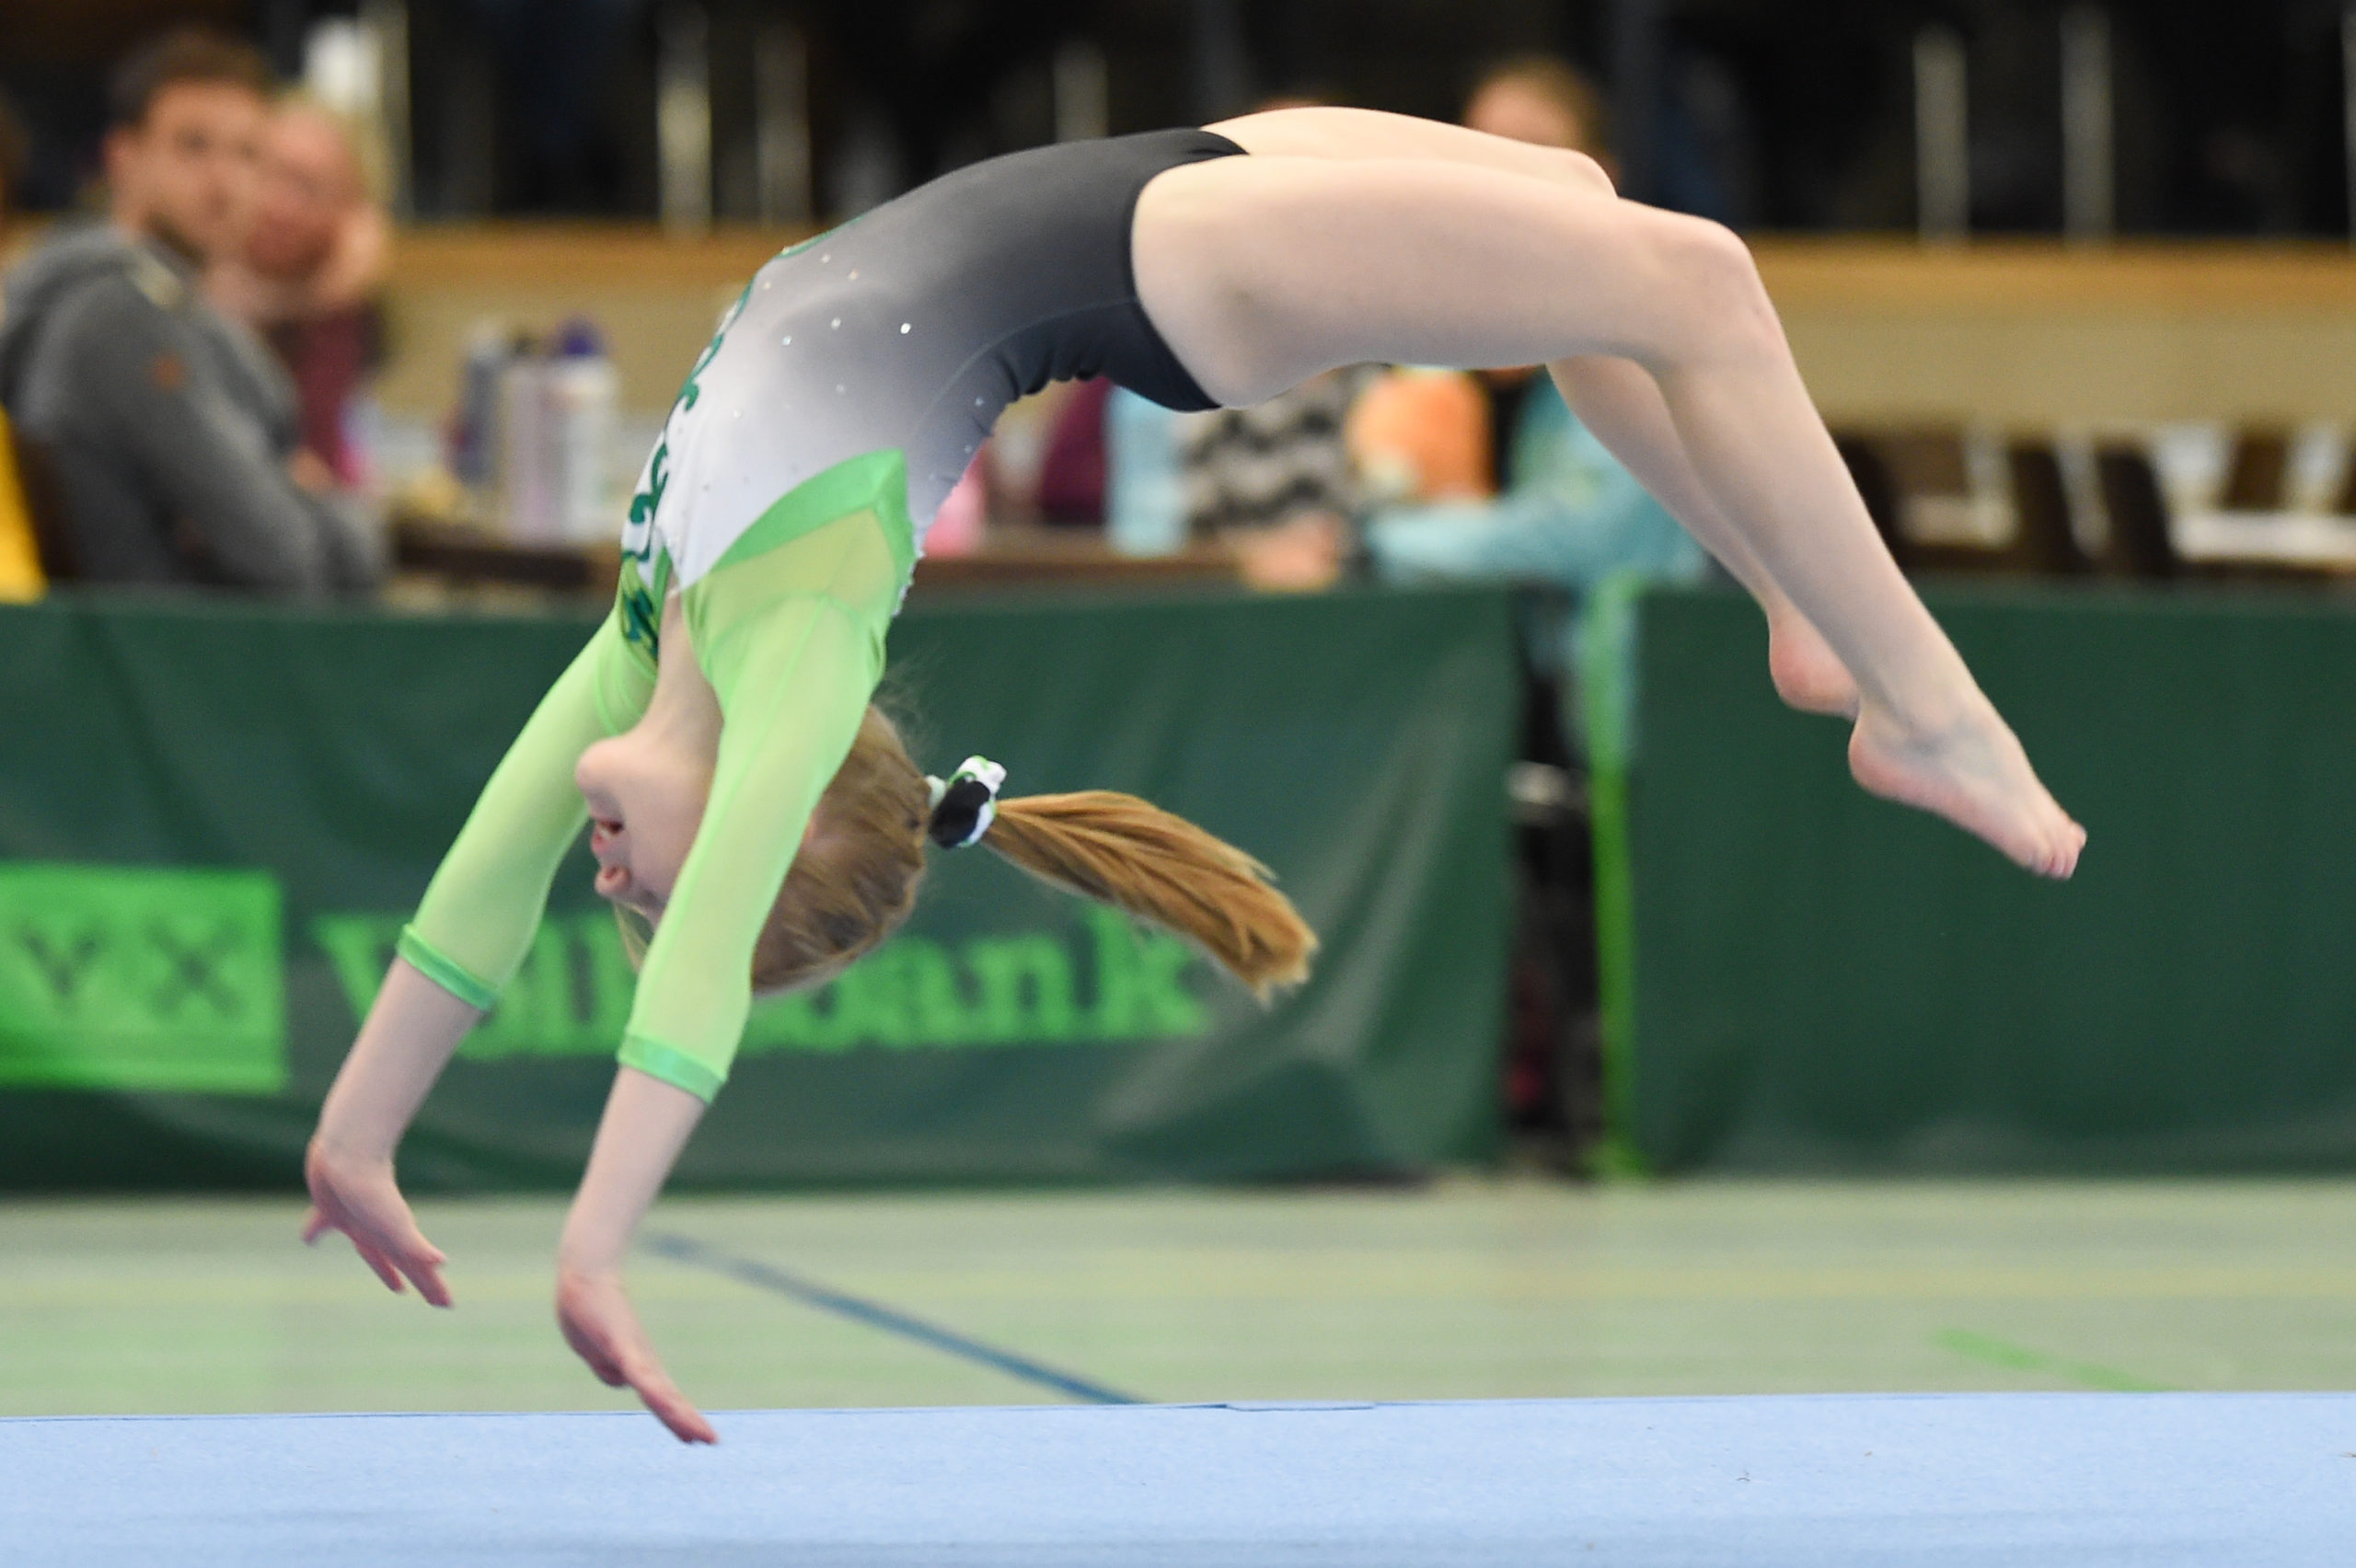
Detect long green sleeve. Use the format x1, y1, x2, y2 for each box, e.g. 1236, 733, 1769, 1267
398, 611, 656, 1009
616, 502, 901, 1100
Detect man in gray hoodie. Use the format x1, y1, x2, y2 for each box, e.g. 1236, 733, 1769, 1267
0, 29, 376, 594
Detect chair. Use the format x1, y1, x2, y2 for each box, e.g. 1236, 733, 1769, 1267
1862, 427, 2010, 574
2221, 428, 2290, 511
2094, 444, 2177, 580
2004, 439, 2092, 576
2333, 444, 2356, 517
1830, 431, 1910, 569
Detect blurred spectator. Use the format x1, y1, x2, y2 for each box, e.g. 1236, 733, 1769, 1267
1364, 376, 1705, 667
1345, 57, 1706, 677
1105, 383, 1185, 556
1103, 360, 1369, 588
1454, 54, 1614, 493
0, 29, 376, 594
209, 96, 390, 490
1103, 96, 1365, 587
1180, 371, 1365, 536
1034, 376, 1114, 528
1344, 365, 1493, 504
1463, 55, 1610, 164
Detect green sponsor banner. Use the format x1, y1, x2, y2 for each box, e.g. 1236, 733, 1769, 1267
0, 584, 1516, 1191
311, 906, 1210, 1059
1611, 580, 2356, 1175
0, 864, 285, 1093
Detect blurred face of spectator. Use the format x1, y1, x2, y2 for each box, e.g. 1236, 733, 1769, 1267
1463, 77, 1589, 155
244, 105, 362, 282
106, 80, 267, 264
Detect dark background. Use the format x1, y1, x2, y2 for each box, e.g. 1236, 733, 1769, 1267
2, 0, 2351, 235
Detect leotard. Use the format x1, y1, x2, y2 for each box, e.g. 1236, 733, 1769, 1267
396, 129, 1245, 1100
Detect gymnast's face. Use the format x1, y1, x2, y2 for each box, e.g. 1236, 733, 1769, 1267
574, 731, 710, 920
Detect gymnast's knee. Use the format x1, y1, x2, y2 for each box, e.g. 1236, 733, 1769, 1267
1553, 148, 1615, 197
1641, 212, 1778, 359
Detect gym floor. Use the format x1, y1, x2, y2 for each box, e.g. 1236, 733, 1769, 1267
5, 1178, 2352, 1419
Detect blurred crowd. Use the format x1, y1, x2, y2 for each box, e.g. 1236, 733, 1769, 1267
0, 29, 389, 600
0, 29, 1703, 732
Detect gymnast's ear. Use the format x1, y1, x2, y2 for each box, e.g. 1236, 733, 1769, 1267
978, 791, 1316, 1000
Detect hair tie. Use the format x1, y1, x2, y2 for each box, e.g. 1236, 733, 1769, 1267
925, 755, 1006, 849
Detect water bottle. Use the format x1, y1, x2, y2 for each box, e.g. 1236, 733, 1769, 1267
496, 336, 559, 541
449, 320, 509, 492
549, 317, 621, 544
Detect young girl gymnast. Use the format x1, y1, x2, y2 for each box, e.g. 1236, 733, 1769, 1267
304, 107, 2085, 1443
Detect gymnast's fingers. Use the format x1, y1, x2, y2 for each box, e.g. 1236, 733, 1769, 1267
401, 1256, 454, 1308
613, 1322, 717, 1445
648, 1395, 719, 1447
351, 1236, 406, 1294
626, 1360, 718, 1446
396, 1242, 454, 1308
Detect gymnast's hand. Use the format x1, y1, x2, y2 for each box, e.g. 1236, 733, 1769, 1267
301, 1142, 453, 1307
558, 1266, 718, 1444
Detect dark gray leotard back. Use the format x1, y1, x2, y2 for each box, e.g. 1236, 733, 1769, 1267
634, 129, 1245, 584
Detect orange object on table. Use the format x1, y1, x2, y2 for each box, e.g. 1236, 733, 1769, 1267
1345, 367, 1494, 504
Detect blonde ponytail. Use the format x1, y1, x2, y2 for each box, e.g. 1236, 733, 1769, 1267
701, 707, 1313, 1001
981, 791, 1317, 998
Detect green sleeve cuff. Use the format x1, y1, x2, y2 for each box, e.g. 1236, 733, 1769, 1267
618, 1032, 726, 1103
395, 926, 501, 1012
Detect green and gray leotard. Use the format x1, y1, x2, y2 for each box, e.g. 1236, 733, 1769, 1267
396, 129, 1245, 1101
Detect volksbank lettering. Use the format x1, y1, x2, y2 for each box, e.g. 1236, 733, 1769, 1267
311, 906, 1210, 1060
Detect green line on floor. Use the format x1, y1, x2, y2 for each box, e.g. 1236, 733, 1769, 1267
1934, 1329, 2170, 1392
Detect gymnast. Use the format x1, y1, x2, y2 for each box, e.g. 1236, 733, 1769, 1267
303, 108, 2085, 1443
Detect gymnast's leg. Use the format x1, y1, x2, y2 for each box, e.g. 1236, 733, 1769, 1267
1134, 150, 2082, 875
1207, 107, 1858, 718
1546, 353, 1860, 717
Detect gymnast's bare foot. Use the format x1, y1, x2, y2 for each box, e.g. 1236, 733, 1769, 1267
1767, 609, 1861, 719
1847, 700, 2085, 878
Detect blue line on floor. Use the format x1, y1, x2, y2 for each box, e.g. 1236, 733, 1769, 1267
642, 1231, 1144, 1406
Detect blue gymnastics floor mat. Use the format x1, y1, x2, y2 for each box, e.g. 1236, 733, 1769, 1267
5, 1392, 2352, 1565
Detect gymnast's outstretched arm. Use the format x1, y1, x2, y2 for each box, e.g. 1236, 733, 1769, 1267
305, 611, 656, 1299
551, 508, 899, 1442
556, 1065, 718, 1444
